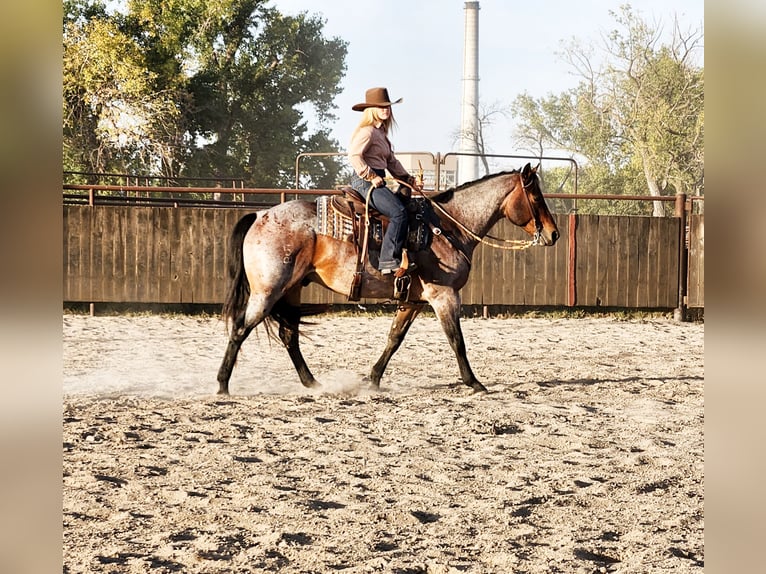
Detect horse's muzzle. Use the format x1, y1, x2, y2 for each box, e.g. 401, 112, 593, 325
541, 228, 559, 246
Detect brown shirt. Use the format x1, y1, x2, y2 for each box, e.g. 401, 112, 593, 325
348, 124, 409, 181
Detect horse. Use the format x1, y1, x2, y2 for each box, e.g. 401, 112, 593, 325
217, 162, 559, 394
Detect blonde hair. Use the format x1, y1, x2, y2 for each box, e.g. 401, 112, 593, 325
356, 107, 397, 135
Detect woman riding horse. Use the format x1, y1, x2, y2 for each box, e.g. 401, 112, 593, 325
348, 87, 423, 275
216, 162, 560, 395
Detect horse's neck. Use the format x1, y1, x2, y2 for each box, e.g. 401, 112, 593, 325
441, 176, 510, 239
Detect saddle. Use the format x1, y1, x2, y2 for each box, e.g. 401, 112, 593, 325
316, 187, 433, 301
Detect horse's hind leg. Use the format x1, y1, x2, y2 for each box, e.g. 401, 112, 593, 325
217, 314, 255, 395
273, 288, 319, 388
217, 294, 272, 395
369, 304, 424, 389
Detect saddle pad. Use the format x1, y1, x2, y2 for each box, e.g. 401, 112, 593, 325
316, 195, 355, 242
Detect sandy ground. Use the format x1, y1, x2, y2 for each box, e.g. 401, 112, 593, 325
63, 312, 704, 573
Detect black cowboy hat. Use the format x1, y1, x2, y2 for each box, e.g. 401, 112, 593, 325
352, 87, 403, 111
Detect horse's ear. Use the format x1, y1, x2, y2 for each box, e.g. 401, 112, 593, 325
522, 162, 532, 176
534, 162, 541, 173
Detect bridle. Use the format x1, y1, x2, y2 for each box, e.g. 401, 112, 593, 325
519, 171, 544, 246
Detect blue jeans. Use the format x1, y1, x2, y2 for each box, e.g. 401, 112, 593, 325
350, 172, 408, 270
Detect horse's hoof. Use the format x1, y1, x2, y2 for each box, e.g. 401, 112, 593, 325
217, 387, 230, 396
470, 382, 488, 393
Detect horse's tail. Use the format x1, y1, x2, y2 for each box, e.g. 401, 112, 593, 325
222, 212, 258, 331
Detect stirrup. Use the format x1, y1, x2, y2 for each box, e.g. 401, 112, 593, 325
348, 271, 363, 301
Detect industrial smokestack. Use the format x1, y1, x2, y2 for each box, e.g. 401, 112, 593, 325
459, 1, 480, 184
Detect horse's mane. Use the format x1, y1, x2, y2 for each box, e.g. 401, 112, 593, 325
430, 169, 521, 204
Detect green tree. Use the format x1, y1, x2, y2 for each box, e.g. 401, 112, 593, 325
63, 13, 181, 175
511, 5, 703, 216
63, 0, 348, 187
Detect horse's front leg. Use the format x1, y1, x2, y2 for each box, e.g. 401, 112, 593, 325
369, 304, 424, 389
430, 292, 487, 393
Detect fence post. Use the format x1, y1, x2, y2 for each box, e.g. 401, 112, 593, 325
568, 212, 577, 306
674, 193, 688, 322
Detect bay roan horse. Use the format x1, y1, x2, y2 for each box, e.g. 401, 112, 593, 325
217, 163, 559, 394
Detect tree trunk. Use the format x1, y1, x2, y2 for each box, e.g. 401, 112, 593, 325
641, 148, 665, 217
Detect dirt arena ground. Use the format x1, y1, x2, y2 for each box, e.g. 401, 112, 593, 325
63, 312, 704, 573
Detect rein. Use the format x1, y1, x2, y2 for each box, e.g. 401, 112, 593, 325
393, 175, 542, 251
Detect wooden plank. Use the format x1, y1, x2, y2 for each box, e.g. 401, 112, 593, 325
62, 207, 77, 301
154, 208, 172, 302
63, 206, 74, 301
542, 222, 563, 306
210, 209, 224, 303
168, 208, 184, 303
522, 238, 535, 305
561, 227, 570, 305
92, 206, 106, 301
462, 242, 480, 305
599, 217, 616, 306
614, 216, 630, 306
75, 207, 86, 301
632, 217, 647, 308
134, 208, 150, 302
623, 217, 639, 307
100, 208, 115, 301
651, 218, 668, 308
500, 223, 517, 305
574, 215, 590, 306
644, 218, 660, 307
82, 207, 93, 301
217, 210, 234, 303
182, 208, 197, 303
521, 222, 537, 305
512, 228, 526, 305
595, 216, 610, 307
583, 215, 600, 306
556, 214, 570, 305
118, 208, 134, 302
482, 234, 494, 305
661, 218, 681, 308
221, 209, 236, 297
104, 211, 125, 300
491, 229, 505, 304
211, 210, 228, 302
198, 209, 215, 303
100, 207, 112, 301
602, 215, 616, 306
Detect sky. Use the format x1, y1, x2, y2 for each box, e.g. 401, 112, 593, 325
268, 0, 704, 159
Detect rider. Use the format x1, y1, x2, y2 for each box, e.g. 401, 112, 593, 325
348, 87, 423, 274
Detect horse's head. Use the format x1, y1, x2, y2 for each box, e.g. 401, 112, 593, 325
502, 163, 559, 246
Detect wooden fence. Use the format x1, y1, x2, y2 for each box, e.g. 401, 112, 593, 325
63, 205, 704, 311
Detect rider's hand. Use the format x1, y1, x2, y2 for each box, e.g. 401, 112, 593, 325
371, 175, 385, 188
409, 175, 423, 192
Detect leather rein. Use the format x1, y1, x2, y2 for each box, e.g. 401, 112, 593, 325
393, 172, 543, 251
